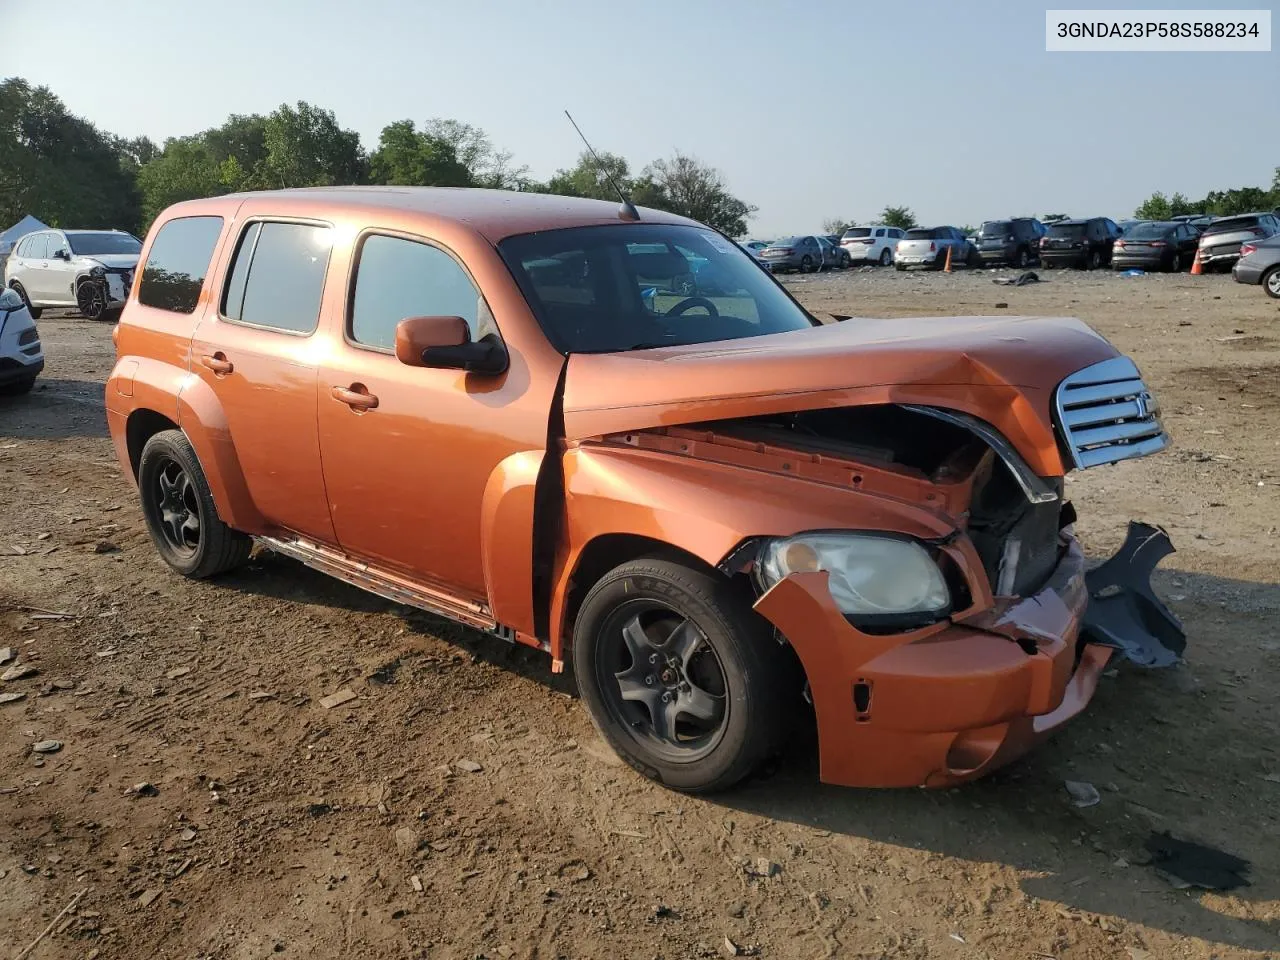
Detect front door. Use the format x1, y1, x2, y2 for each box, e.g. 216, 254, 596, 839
316, 231, 521, 600
188, 217, 336, 544
45, 233, 77, 306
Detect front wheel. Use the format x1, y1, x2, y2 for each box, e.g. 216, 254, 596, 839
138, 430, 252, 578
572, 558, 789, 793
1263, 265, 1280, 299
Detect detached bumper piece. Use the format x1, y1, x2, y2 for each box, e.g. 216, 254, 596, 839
1081, 521, 1186, 668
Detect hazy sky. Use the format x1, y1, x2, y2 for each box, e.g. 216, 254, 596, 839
3, 0, 1276, 236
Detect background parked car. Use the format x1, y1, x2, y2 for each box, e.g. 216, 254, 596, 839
894, 226, 975, 271
0, 286, 43, 395
1111, 221, 1200, 272
1232, 235, 1280, 298
1039, 217, 1121, 269
1117, 219, 1148, 235
819, 236, 850, 269
740, 240, 771, 254
840, 225, 904, 266
974, 217, 1045, 268
1195, 212, 1280, 272
761, 235, 827, 273
4, 228, 141, 320
736, 240, 773, 272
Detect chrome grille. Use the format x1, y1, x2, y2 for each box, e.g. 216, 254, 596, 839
1054, 356, 1169, 469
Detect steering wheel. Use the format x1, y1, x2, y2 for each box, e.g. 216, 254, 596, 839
665, 296, 719, 318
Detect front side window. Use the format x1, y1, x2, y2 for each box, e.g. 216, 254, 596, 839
222, 221, 332, 334
349, 234, 490, 350
138, 216, 225, 314
499, 223, 816, 355
67, 232, 142, 256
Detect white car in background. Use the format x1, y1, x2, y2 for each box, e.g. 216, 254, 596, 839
840, 225, 906, 266
5, 228, 141, 320
0, 287, 44, 395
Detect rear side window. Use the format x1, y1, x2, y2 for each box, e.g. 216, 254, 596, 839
349, 234, 486, 349
138, 216, 224, 314
222, 221, 332, 334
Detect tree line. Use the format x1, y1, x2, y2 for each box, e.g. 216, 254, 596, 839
0, 77, 756, 238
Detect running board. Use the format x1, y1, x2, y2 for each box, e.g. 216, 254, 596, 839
256, 536, 498, 633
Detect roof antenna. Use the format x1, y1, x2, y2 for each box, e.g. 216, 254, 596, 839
564, 110, 640, 222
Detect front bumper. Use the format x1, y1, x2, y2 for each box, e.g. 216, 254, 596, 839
0, 356, 44, 385
754, 526, 1182, 788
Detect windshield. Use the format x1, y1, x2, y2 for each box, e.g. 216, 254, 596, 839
67, 232, 142, 256
1203, 216, 1259, 235
1124, 222, 1174, 240
842, 228, 871, 239
1047, 223, 1086, 238
499, 224, 817, 354
979, 221, 1012, 236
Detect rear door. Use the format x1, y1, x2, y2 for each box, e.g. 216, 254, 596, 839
188, 213, 337, 544
22, 233, 54, 301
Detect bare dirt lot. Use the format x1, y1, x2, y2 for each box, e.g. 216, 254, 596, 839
2, 267, 1278, 960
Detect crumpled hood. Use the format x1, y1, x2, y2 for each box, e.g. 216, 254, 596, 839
84, 254, 139, 269
563, 315, 1121, 477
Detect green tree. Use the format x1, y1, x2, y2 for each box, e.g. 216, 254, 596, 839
880, 205, 917, 230
260, 101, 365, 188
545, 150, 632, 201
135, 137, 225, 225
641, 151, 755, 237
822, 217, 856, 235
422, 118, 528, 189
1202, 185, 1270, 217
1134, 191, 1172, 220
0, 78, 142, 231
368, 120, 470, 187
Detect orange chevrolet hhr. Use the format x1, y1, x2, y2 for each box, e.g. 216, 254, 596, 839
106, 188, 1185, 793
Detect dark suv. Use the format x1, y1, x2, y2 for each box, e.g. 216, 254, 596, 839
1040, 217, 1121, 270
974, 218, 1046, 268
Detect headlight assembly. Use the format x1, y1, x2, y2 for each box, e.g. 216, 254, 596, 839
757, 533, 951, 625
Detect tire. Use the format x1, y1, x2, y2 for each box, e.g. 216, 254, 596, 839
1168, 252, 1183, 273
1086, 250, 1101, 270
800, 254, 814, 273
1016, 248, 1029, 269
572, 558, 789, 793
9, 283, 41, 320
0, 375, 36, 396
1263, 265, 1280, 299
137, 429, 252, 578
879, 248, 893, 267
966, 247, 981, 269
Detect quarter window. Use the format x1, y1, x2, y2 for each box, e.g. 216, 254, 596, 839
349, 234, 488, 350
222, 221, 332, 334
138, 216, 225, 314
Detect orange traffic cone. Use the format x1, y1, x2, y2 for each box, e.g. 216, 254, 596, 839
1190, 253, 1202, 275
944, 246, 953, 273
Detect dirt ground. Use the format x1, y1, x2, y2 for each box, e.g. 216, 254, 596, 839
2, 266, 1278, 960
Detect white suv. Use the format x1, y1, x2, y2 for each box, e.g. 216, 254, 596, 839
0, 287, 43, 395
840, 225, 905, 266
5, 228, 142, 320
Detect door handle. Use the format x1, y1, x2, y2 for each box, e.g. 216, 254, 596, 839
200, 353, 233, 375
331, 384, 379, 411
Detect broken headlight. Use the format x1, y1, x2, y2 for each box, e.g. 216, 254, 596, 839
757, 533, 951, 624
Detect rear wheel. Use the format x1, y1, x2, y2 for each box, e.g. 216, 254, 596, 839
572, 558, 789, 793
0, 375, 36, 396
879, 248, 893, 267
800, 254, 814, 273
1263, 266, 1280, 299
9, 283, 41, 320
1086, 249, 1101, 270
1016, 248, 1029, 269
1169, 252, 1183, 273
138, 430, 252, 578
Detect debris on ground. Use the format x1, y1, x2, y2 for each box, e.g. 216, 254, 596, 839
1064, 780, 1101, 808
0, 692, 26, 705
318, 688, 358, 709
125, 782, 159, 798
455, 758, 483, 773
0, 647, 13, 665
992, 271, 1042, 286
31, 740, 62, 754
1, 664, 38, 682
1143, 831, 1251, 891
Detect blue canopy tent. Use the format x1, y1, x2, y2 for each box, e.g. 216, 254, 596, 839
0, 215, 49, 259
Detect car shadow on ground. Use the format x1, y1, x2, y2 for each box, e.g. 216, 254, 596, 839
217, 550, 577, 696
209, 549, 1277, 952
0, 377, 108, 440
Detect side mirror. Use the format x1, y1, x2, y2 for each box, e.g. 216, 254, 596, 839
53, 249, 70, 261
394, 315, 507, 375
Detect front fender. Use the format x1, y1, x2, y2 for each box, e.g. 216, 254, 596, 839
547, 443, 957, 657
479, 450, 544, 640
